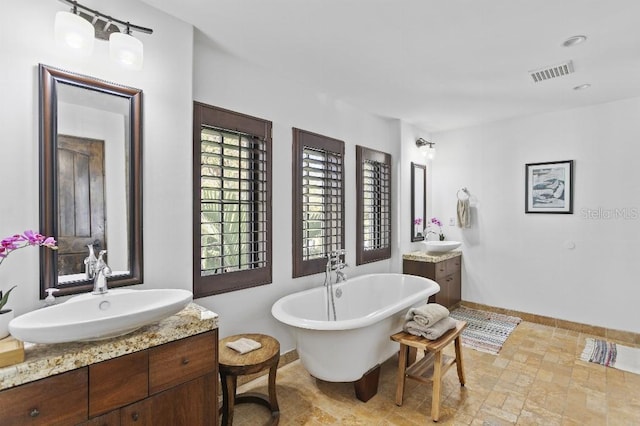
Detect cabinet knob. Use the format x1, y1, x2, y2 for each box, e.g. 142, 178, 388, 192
29, 408, 40, 418
182, 357, 190, 365
131, 412, 139, 421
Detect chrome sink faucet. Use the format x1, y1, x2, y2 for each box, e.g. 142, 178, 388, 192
92, 250, 112, 295
423, 230, 438, 241
84, 244, 98, 280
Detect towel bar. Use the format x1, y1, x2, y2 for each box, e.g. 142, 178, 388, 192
456, 188, 470, 200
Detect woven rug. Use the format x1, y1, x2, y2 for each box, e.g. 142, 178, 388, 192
449, 306, 521, 355
580, 338, 640, 375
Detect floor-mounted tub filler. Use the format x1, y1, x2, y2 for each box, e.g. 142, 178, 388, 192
271, 273, 439, 401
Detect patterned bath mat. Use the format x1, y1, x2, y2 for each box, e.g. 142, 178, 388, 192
580, 338, 640, 375
449, 306, 521, 355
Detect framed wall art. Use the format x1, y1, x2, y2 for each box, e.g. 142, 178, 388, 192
525, 160, 573, 214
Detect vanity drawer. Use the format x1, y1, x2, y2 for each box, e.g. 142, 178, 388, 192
434, 260, 448, 279
149, 331, 216, 394
435, 257, 461, 278
444, 256, 461, 275
0, 368, 88, 426
89, 350, 149, 417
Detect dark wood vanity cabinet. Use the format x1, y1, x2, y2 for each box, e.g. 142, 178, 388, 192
403, 255, 462, 309
0, 368, 88, 425
0, 330, 218, 426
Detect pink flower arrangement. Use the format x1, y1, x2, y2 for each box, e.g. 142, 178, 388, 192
413, 218, 422, 226
0, 230, 58, 266
429, 217, 445, 241
0, 231, 57, 310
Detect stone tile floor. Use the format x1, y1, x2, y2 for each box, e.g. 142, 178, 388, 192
231, 321, 640, 425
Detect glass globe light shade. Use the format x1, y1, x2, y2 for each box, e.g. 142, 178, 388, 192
426, 145, 436, 160
110, 32, 143, 70
55, 11, 95, 56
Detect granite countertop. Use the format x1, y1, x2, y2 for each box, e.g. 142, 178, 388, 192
402, 250, 462, 263
0, 303, 218, 391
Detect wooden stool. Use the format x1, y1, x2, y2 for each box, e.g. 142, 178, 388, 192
390, 320, 467, 422
219, 333, 280, 426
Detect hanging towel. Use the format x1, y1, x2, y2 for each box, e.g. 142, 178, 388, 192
403, 317, 458, 340
457, 198, 471, 228
404, 303, 450, 328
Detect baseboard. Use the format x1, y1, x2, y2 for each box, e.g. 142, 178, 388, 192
460, 300, 640, 346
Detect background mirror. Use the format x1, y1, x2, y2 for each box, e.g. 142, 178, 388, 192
411, 162, 426, 242
39, 64, 143, 297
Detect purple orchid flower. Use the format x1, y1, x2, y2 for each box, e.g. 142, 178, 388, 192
0, 230, 58, 266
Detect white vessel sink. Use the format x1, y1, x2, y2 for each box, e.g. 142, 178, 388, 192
9, 289, 192, 344
422, 240, 462, 253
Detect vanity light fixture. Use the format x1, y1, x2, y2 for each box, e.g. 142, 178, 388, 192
54, 5, 94, 57
110, 27, 144, 70
55, 0, 153, 70
416, 138, 436, 160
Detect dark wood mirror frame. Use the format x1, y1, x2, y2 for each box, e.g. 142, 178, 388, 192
39, 64, 143, 298
410, 162, 426, 242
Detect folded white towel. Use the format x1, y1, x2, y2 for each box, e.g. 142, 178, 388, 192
226, 337, 262, 354
403, 317, 458, 340
405, 303, 450, 328
457, 198, 471, 228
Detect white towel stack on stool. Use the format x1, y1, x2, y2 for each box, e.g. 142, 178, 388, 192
403, 303, 458, 340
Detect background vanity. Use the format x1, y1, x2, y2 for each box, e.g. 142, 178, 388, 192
403, 251, 462, 309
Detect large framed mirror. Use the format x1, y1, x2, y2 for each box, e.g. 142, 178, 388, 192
410, 162, 426, 242
39, 64, 143, 298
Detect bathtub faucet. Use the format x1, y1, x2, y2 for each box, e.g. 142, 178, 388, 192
325, 249, 347, 279
335, 258, 348, 283
336, 268, 348, 283
324, 249, 346, 321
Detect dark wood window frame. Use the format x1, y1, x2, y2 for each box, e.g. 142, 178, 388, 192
292, 128, 345, 278
193, 102, 272, 297
356, 146, 392, 265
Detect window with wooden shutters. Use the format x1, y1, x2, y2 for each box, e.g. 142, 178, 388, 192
193, 102, 272, 297
292, 128, 345, 278
356, 146, 392, 265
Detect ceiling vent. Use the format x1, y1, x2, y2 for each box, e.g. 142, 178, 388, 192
529, 60, 574, 83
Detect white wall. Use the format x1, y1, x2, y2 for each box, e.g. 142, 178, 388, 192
192, 32, 407, 351
11, 0, 626, 355
431, 97, 640, 333
0, 0, 193, 311
0, 2, 414, 355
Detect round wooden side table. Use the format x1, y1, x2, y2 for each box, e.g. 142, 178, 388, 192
219, 333, 280, 426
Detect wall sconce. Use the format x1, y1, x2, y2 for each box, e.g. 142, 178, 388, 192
55, 0, 153, 70
416, 138, 436, 160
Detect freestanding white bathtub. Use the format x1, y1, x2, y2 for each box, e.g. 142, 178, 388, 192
271, 273, 439, 399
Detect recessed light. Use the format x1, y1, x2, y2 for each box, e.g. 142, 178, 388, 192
563, 35, 587, 47
573, 83, 591, 91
